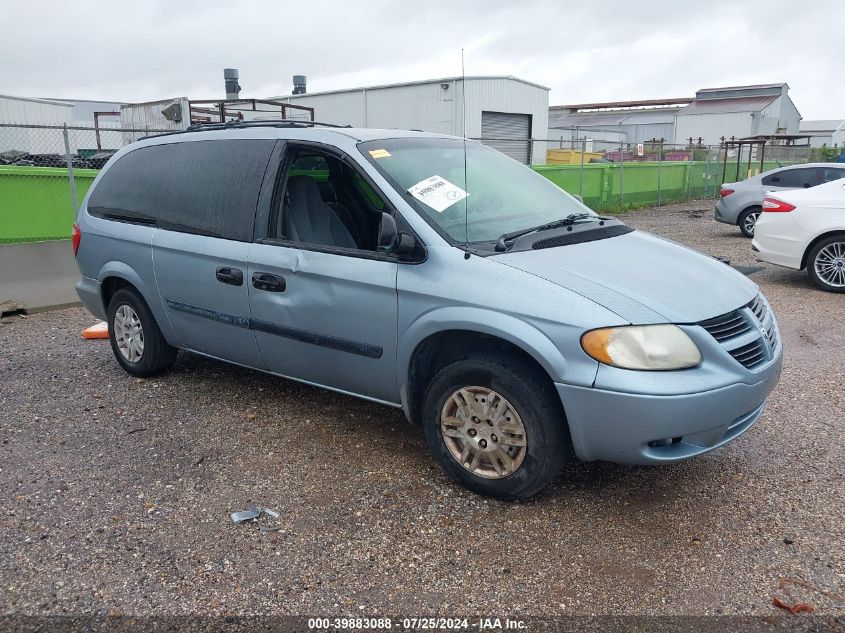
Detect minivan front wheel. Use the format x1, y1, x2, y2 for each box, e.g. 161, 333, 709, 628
738, 206, 761, 238
107, 288, 177, 377
423, 354, 568, 499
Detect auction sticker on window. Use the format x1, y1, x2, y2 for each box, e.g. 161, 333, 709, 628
408, 175, 469, 213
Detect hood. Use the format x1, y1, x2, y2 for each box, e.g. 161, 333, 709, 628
496, 230, 758, 324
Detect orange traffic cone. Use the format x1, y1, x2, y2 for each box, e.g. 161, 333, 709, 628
82, 321, 109, 339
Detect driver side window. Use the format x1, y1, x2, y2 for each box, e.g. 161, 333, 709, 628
271, 148, 388, 252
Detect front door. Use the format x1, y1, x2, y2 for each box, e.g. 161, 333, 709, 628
248, 145, 400, 403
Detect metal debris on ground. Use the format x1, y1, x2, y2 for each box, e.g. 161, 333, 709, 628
230, 506, 281, 534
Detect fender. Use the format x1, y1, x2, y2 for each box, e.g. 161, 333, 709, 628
399, 306, 577, 387
97, 260, 181, 346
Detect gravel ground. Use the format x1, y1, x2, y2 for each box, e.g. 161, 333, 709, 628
1, 200, 843, 621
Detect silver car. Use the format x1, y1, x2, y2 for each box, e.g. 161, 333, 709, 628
73, 123, 782, 499
716, 163, 845, 237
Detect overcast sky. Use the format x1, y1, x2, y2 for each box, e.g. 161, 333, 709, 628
3, 0, 843, 119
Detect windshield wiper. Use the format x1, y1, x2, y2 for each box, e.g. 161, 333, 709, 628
494, 213, 598, 252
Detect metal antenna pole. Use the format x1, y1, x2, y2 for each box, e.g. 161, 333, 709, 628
461, 48, 470, 258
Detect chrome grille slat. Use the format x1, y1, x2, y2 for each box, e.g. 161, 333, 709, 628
699, 294, 778, 370
710, 323, 750, 337
700, 310, 752, 342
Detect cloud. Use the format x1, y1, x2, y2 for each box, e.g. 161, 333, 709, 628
1, 0, 842, 119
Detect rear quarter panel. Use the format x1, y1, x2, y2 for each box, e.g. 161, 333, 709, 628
76, 213, 181, 342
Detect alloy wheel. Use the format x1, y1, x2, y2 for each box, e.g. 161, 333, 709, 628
814, 241, 845, 288
743, 211, 760, 236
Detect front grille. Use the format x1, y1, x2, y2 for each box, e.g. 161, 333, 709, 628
700, 310, 752, 342
698, 294, 779, 370
751, 294, 779, 350
728, 340, 767, 368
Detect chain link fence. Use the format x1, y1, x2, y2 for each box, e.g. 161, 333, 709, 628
0, 123, 821, 243
474, 137, 817, 212
0, 123, 169, 243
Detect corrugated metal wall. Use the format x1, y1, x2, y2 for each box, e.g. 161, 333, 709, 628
0, 96, 72, 125
272, 77, 549, 163
675, 112, 756, 145
0, 96, 73, 154
120, 98, 190, 142
464, 78, 548, 164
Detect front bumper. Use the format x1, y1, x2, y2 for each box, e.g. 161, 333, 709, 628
556, 351, 782, 465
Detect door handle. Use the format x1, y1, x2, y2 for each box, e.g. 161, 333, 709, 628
252, 272, 286, 292
216, 267, 243, 286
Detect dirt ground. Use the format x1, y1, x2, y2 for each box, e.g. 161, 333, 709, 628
1, 200, 843, 622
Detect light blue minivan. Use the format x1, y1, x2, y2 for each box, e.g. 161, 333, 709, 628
73, 122, 782, 498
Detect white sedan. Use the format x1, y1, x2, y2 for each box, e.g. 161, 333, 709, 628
752, 179, 845, 293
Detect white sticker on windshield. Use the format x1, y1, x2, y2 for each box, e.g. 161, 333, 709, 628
407, 175, 469, 213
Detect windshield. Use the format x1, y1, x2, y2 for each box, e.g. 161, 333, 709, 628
359, 137, 592, 243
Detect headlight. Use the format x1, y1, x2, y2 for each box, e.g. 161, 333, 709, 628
581, 324, 702, 371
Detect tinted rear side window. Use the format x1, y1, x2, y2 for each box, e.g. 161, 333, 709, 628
820, 167, 845, 183
88, 139, 275, 242
762, 168, 818, 188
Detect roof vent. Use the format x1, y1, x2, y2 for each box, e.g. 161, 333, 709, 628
224, 68, 241, 99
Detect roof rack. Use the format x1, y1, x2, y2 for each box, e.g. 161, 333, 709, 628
141, 119, 351, 140
186, 119, 350, 131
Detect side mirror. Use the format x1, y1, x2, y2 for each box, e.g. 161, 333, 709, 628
377, 212, 398, 252
377, 212, 416, 256
573, 194, 584, 204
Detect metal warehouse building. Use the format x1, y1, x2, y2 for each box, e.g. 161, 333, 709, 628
0, 94, 73, 154
548, 83, 802, 147
268, 76, 549, 164
549, 97, 691, 145
799, 119, 845, 148
675, 83, 801, 145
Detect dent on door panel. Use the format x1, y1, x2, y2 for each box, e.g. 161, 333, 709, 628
248, 243, 399, 403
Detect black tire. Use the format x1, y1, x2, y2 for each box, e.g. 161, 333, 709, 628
107, 287, 177, 377
422, 353, 569, 500
738, 206, 761, 238
806, 235, 845, 293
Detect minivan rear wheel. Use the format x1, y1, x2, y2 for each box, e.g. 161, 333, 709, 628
422, 353, 568, 499
738, 206, 761, 238
107, 288, 177, 376
807, 236, 845, 293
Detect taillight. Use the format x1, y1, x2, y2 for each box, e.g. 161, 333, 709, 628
720, 188, 735, 197
72, 223, 81, 256
762, 197, 796, 213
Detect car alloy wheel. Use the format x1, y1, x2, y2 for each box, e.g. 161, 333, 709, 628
113, 304, 144, 363
440, 386, 527, 479
814, 241, 845, 288
743, 211, 759, 236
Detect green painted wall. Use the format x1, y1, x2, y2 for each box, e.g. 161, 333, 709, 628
532, 160, 792, 212
0, 160, 795, 243
0, 166, 98, 243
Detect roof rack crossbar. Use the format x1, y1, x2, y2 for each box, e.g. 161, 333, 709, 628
185, 119, 350, 131
140, 119, 352, 141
